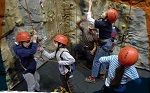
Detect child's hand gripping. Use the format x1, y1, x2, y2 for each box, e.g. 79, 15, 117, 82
37, 47, 44, 52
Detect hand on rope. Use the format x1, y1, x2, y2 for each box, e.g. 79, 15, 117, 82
24, 0, 47, 61
32, 34, 38, 43
37, 46, 44, 53
88, 0, 93, 12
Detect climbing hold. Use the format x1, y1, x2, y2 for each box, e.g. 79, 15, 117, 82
121, 24, 126, 29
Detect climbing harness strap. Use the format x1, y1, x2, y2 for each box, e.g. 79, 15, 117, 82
59, 51, 74, 93
59, 51, 76, 74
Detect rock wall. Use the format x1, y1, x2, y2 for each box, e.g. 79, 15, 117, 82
0, 0, 150, 89
112, 0, 150, 70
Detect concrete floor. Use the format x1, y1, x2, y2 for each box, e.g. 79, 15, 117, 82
12, 60, 150, 93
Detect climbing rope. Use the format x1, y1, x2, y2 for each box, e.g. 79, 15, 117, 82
24, 0, 45, 60
56, 0, 59, 34
24, 0, 35, 32
75, 1, 78, 44
120, 0, 132, 47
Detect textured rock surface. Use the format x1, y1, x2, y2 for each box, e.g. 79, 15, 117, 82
4, 0, 23, 35
128, 8, 149, 69
113, 7, 149, 70
112, 0, 150, 70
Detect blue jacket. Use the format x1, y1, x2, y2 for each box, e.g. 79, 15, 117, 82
95, 19, 112, 39
13, 43, 38, 74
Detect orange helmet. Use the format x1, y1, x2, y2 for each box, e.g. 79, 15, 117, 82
53, 34, 69, 46
16, 32, 31, 43
106, 9, 118, 23
118, 46, 139, 67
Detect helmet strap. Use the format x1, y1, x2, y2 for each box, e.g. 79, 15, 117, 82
55, 42, 61, 57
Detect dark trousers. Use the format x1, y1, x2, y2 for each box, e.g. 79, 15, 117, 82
74, 44, 94, 68
60, 72, 73, 93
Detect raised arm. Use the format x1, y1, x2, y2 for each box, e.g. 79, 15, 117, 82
42, 50, 55, 60
99, 55, 115, 64
76, 18, 85, 32
88, 0, 92, 12
87, 0, 95, 25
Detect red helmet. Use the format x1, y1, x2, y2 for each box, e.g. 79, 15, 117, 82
16, 32, 31, 43
118, 46, 139, 67
106, 9, 118, 23
53, 34, 69, 46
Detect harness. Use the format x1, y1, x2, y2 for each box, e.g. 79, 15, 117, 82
59, 51, 76, 73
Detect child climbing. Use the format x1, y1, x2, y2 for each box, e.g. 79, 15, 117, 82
85, 0, 119, 83
95, 45, 140, 93
75, 18, 98, 69
38, 34, 75, 93
13, 31, 40, 92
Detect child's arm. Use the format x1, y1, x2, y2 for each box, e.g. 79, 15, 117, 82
88, 0, 92, 13
38, 47, 55, 59
99, 55, 115, 64
42, 50, 55, 59
76, 18, 86, 31
58, 52, 75, 65
15, 34, 38, 58
87, 0, 95, 25
16, 43, 38, 58
90, 42, 97, 55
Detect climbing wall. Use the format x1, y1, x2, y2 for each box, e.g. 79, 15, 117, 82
0, 0, 150, 90
112, 0, 150, 70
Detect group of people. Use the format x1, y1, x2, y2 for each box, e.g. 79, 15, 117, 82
13, 32, 75, 92
12, 0, 141, 93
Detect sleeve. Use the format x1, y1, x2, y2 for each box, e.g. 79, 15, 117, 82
42, 50, 55, 59
58, 52, 75, 65
87, 12, 95, 25
76, 20, 85, 32
99, 55, 114, 64
125, 66, 139, 80
94, 19, 106, 29
16, 43, 38, 57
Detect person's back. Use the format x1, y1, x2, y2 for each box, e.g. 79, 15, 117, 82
94, 18, 112, 40
102, 55, 139, 86
98, 46, 140, 93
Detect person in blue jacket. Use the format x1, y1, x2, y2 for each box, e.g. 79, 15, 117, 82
85, 0, 119, 83
13, 31, 40, 92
